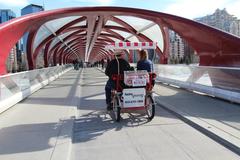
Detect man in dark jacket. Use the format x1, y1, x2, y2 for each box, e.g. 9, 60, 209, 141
105, 51, 130, 110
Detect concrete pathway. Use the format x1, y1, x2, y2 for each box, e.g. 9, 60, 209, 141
154, 83, 240, 155
0, 70, 81, 160
1, 68, 240, 160
71, 68, 239, 160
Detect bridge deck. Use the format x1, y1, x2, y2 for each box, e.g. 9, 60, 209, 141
0, 68, 239, 160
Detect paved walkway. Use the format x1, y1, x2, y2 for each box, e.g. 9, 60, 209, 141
71, 68, 239, 160
154, 83, 240, 155
0, 68, 240, 160
98, 66, 240, 155
0, 70, 82, 160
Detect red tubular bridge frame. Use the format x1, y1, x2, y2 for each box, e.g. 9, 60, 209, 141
0, 7, 240, 75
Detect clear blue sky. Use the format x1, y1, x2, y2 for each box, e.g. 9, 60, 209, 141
0, 0, 239, 19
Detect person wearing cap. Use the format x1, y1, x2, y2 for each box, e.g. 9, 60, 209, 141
105, 51, 131, 110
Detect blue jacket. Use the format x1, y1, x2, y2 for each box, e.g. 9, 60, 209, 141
137, 59, 153, 72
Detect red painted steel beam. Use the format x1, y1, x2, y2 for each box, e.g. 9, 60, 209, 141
41, 28, 86, 61
109, 17, 163, 62
85, 16, 97, 61
97, 37, 115, 43
87, 16, 106, 61
91, 49, 110, 62
33, 17, 87, 63
44, 42, 51, 67
42, 31, 86, 64
159, 25, 170, 64
47, 32, 86, 62
27, 28, 39, 69
1, 7, 240, 74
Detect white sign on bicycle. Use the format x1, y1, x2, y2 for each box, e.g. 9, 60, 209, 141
124, 70, 149, 87
122, 88, 146, 108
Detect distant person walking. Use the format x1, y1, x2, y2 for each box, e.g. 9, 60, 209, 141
101, 59, 104, 69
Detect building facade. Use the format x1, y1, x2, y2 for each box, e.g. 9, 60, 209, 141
168, 30, 197, 64
0, 9, 19, 72
0, 9, 15, 23
21, 4, 44, 16
194, 8, 238, 33
230, 20, 240, 37
21, 4, 44, 69
169, 30, 185, 64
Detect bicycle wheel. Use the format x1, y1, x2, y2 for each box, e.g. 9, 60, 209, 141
145, 95, 155, 120
113, 96, 121, 122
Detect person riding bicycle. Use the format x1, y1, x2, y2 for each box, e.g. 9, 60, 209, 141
105, 51, 131, 110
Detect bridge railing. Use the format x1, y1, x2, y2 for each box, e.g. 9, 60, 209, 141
155, 64, 240, 104
0, 65, 73, 113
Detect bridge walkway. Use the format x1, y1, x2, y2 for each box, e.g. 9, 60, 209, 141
0, 68, 239, 160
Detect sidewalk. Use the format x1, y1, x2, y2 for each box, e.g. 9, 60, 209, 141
71, 68, 240, 160
94, 67, 240, 154
0, 70, 81, 160
84, 68, 240, 155
154, 83, 240, 155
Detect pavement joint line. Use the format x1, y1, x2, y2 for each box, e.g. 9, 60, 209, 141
50, 119, 65, 160
154, 94, 240, 156
50, 69, 83, 160
220, 120, 240, 132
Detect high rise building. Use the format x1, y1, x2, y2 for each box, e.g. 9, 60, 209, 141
194, 8, 237, 33
169, 8, 240, 65
230, 20, 240, 37
169, 31, 185, 64
0, 9, 16, 23
21, 4, 44, 16
0, 9, 19, 72
168, 30, 197, 64
21, 4, 44, 69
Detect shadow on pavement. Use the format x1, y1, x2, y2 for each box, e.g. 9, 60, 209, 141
73, 110, 151, 144
0, 119, 72, 154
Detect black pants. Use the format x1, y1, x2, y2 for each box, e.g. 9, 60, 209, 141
105, 79, 115, 105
